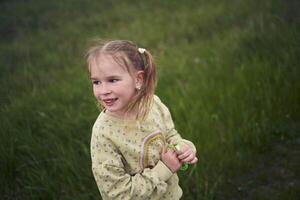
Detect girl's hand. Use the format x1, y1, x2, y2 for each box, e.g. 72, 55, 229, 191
161, 146, 182, 173
176, 144, 198, 164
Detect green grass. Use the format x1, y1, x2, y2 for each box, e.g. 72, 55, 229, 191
1, 0, 300, 199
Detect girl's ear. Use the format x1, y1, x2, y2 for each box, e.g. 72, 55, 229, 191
135, 70, 144, 89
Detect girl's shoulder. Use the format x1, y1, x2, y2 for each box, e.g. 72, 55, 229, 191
153, 94, 160, 102
152, 95, 171, 117
91, 112, 124, 142
91, 112, 107, 135
153, 94, 164, 107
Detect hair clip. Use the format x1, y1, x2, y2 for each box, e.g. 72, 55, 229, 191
138, 48, 146, 54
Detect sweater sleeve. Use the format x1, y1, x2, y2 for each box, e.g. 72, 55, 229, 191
91, 126, 173, 200
154, 96, 197, 153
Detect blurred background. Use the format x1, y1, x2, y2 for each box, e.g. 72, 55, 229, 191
1, 0, 299, 199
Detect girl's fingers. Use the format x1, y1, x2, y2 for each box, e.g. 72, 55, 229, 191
181, 154, 195, 163
178, 149, 193, 160
169, 149, 177, 156
189, 157, 198, 164
162, 145, 177, 157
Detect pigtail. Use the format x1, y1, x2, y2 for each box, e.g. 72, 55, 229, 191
136, 50, 157, 120
144, 50, 157, 92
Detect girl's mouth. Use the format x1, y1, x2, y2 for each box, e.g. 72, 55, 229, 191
102, 98, 118, 106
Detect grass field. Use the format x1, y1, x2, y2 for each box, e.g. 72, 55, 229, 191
1, 0, 300, 199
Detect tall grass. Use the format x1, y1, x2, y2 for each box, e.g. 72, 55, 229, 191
1, 0, 299, 199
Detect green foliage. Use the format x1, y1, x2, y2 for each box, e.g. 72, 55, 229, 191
1, 0, 299, 199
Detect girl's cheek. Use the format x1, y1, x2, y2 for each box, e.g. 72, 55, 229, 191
92, 86, 99, 99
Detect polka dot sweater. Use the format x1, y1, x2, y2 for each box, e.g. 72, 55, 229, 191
90, 95, 196, 200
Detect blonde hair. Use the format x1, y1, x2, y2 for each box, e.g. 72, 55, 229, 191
85, 40, 157, 120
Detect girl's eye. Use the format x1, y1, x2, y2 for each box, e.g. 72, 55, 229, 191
93, 80, 101, 85
110, 79, 119, 83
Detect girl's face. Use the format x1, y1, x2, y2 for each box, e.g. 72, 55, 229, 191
90, 55, 143, 118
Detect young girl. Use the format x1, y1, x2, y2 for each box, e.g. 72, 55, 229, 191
86, 40, 198, 200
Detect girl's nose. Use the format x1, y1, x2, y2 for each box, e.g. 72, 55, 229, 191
99, 83, 111, 95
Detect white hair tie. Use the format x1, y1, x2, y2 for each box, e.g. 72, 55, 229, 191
138, 48, 146, 54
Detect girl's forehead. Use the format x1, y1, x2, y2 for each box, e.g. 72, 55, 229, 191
90, 54, 132, 77
93, 53, 135, 73
96, 54, 117, 64
92, 54, 123, 70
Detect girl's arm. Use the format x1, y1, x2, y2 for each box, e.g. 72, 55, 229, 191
155, 95, 197, 153
91, 130, 173, 200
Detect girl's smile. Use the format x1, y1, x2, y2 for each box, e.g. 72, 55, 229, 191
102, 98, 118, 107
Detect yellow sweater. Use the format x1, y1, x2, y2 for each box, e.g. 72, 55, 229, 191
90, 95, 196, 200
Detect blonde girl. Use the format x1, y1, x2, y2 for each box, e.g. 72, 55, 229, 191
86, 40, 198, 200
